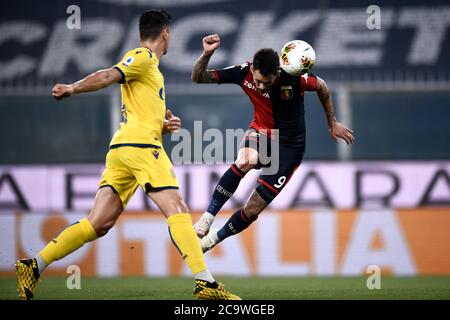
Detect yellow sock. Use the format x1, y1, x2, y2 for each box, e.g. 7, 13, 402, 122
167, 213, 207, 275
39, 218, 98, 265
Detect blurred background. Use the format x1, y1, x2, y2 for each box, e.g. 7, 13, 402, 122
0, 0, 449, 285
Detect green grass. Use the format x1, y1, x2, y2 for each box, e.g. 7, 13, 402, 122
1, 276, 449, 300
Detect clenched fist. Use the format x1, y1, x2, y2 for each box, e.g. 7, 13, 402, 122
202, 34, 221, 54
52, 84, 74, 101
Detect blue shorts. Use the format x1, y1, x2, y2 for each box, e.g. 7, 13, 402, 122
240, 129, 304, 203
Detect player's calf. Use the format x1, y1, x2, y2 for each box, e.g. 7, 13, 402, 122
242, 190, 268, 220
196, 163, 249, 238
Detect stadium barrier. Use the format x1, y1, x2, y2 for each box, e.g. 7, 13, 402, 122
1, 162, 449, 211
1, 208, 449, 277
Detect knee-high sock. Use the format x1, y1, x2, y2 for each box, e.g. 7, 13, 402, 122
207, 164, 246, 216
168, 213, 207, 275
217, 208, 256, 241
39, 218, 98, 266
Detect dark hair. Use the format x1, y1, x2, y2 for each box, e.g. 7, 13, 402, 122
139, 9, 171, 41
252, 48, 280, 76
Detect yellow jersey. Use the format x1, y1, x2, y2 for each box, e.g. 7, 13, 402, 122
110, 47, 166, 147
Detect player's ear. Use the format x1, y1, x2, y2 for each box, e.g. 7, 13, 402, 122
162, 27, 170, 41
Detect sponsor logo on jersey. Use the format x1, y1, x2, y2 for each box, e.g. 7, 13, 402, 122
216, 184, 233, 197
152, 149, 160, 159
243, 80, 270, 98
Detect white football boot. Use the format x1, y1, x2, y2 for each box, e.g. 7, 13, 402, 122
200, 228, 220, 253
193, 212, 215, 238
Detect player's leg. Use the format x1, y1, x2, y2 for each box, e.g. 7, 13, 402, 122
148, 189, 209, 279
37, 186, 123, 271
194, 129, 260, 237
148, 188, 240, 300
126, 145, 239, 299
86, 186, 124, 236
16, 148, 131, 300
16, 186, 123, 299
35, 148, 130, 276
200, 145, 303, 253
200, 190, 268, 252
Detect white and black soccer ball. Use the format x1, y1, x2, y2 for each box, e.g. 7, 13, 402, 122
279, 40, 316, 76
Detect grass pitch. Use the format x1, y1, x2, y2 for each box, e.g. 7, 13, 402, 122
1, 276, 449, 300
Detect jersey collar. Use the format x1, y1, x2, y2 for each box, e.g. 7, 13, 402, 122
140, 46, 158, 64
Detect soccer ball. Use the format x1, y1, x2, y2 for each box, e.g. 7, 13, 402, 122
279, 40, 316, 76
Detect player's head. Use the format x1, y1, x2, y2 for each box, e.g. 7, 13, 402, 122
139, 9, 172, 55
251, 48, 280, 93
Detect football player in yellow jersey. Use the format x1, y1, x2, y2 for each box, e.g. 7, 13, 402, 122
15, 9, 240, 301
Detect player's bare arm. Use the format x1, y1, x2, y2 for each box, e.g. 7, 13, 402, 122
316, 76, 355, 145
52, 67, 122, 101
191, 34, 221, 83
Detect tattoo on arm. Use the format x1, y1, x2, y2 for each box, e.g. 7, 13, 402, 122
191, 53, 218, 83
316, 77, 337, 127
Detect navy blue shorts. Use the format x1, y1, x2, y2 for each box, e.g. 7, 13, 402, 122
239, 129, 304, 203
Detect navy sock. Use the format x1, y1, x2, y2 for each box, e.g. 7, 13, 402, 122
217, 208, 256, 241
207, 164, 246, 216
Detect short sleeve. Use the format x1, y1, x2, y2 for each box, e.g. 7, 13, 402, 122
300, 73, 318, 92
214, 63, 249, 85
114, 49, 151, 83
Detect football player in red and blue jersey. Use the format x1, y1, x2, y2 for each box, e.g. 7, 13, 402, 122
191, 34, 354, 252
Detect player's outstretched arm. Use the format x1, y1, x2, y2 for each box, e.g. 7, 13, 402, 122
316, 76, 355, 145
191, 34, 221, 83
52, 67, 122, 101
